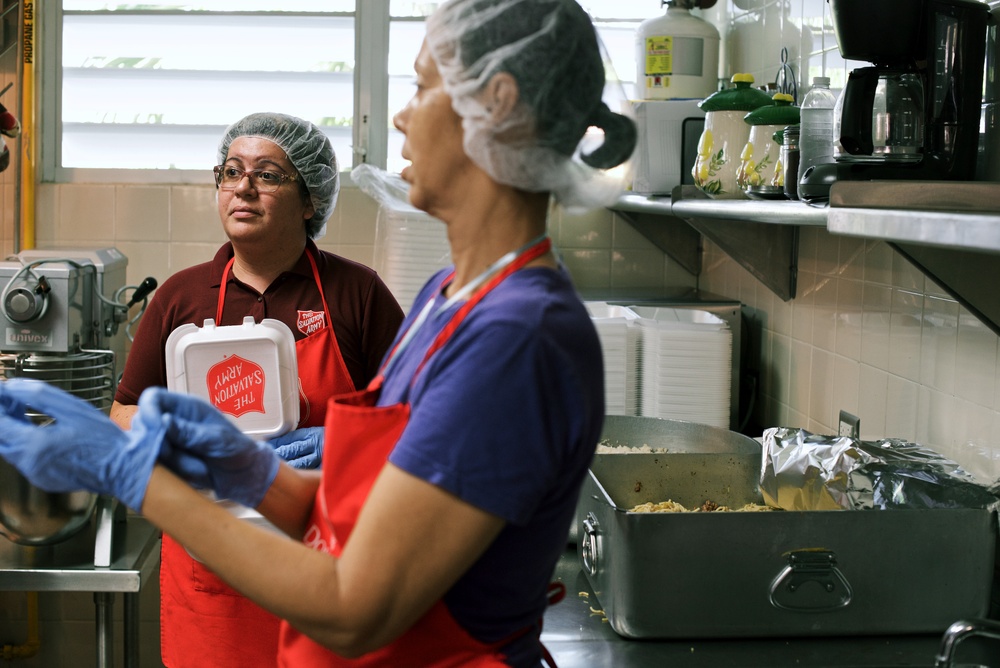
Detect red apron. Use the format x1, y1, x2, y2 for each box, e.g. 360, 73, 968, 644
278, 238, 557, 667
161, 248, 357, 668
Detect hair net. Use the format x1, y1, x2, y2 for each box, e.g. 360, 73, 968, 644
217, 112, 339, 240
425, 0, 636, 211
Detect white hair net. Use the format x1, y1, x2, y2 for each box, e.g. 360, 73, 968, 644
218, 112, 339, 240
425, 0, 636, 212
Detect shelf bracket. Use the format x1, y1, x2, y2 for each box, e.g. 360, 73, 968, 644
615, 209, 702, 277
890, 242, 1000, 338
684, 215, 799, 301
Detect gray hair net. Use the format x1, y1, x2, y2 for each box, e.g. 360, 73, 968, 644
425, 0, 637, 211
217, 112, 339, 240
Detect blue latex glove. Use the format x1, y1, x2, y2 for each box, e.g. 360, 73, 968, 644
0, 378, 167, 511
269, 427, 324, 469
140, 387, 280, 509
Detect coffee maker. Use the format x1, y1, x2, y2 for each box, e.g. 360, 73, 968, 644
799, 0, 990, 202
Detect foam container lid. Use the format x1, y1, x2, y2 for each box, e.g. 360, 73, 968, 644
165, 316, 300, 439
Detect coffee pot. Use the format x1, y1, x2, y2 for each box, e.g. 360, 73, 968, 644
799, 0, 989, 202
835, 70, 924, 163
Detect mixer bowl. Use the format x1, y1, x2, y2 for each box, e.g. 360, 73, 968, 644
0, 458, 97, 546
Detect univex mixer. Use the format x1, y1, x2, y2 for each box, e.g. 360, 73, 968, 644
0, 248, 156, 566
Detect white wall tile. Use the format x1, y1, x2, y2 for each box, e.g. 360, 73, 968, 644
836, 234, 866, 282
561, 207, 614, 248
857, 364, 888, 440
831, 353, 860, 418
863, 240, 894, 286
884, 374, 918, 441
808, 346, 834, 430
860, 283, 891, 371
887, 289, 923, 382
561, 249, 611, 290
169, 186, 224, 244
768, 332, 792, 412
338, 187, 380, 246
834, 278, 863, 359
955, 313, 998, 408
810, 273, 837, 352
788, 339, 812, 416
610, 248, 666, 289
115, 186, 171, 242
891, 252, 925, 293
56, 184, 116, 243
920, 295, 959, 395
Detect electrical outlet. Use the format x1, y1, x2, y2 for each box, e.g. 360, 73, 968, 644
838, 410, 860, 439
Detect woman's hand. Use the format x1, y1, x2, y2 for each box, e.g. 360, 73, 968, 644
140, 387, 280, 508
0, 378, 166, 510
269, 427, 324, 469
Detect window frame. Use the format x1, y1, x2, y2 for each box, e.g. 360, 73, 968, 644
38, 1, 649, 185
39, 1, 393, 185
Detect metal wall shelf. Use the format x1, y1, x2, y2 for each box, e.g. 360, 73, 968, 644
610, 181, 1000, 335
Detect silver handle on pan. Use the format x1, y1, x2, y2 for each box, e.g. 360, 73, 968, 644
580, 513, 600, 576
934, 618, 1000, 667
768, 548, 853, 612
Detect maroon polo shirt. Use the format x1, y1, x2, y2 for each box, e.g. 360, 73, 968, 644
115, 240, 404, 406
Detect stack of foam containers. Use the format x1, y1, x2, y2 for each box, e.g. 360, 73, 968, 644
586, 303, 642, 416
629, 306, 732, 428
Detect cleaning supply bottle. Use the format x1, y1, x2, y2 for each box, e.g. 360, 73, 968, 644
635, 0, 721, 100
797, 76, 836, 188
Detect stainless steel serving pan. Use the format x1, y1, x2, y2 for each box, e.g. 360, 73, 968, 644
577, 416, 998, 640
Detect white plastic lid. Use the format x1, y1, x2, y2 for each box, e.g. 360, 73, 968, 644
165, 316, 300, 438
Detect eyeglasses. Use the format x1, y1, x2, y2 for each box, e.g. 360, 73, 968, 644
213, 165, 299, 193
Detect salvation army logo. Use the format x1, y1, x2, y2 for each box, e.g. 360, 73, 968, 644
297, 310, 325, 336
207, 354, 266, 417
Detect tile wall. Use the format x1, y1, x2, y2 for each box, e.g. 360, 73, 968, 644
3, 0, 999, 665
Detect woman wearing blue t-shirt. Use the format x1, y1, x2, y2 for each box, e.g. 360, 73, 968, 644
0, 1, 636, 665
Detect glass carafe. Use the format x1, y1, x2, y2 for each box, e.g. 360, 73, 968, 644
873, 72, 923, 160
836, 68, 925, 164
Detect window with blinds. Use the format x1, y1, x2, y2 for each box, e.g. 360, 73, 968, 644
46, 1, 652, 179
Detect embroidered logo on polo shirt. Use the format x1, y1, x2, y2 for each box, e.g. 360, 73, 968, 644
297, 310, 325, 336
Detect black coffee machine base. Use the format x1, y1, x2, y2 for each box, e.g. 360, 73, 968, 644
797, 159, 967, 204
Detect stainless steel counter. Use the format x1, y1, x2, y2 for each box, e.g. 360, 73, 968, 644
0, 514, 161, 668
542, 547, 996, 667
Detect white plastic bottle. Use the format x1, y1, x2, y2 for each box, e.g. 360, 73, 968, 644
797, 76, 837, 187
635, 0, 720, 100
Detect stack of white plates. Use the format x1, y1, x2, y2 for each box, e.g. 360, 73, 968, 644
586, 302, 641, 416
629, 307, 731, 428
374, 209, 451, 313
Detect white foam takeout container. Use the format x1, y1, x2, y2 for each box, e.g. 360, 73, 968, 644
165, 316, 299, 438
165, 316, 299, 557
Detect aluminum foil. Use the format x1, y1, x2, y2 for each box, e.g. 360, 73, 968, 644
760, 427, 1000, 511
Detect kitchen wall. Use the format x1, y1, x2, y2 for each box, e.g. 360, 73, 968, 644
3, 0, 1000, 666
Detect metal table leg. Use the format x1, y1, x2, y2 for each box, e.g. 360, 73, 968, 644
124, 591, 140, 668
94, 592, 114, 668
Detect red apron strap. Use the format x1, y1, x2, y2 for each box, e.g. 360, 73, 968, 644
218, 248, 330, 326
413, 237, 551, 380
303, 248, 333, 324
216, 256, 236, 323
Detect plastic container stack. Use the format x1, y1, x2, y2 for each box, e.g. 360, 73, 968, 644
587, 302, 731, 427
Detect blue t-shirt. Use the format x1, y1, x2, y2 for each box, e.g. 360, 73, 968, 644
378, 264, 604, 667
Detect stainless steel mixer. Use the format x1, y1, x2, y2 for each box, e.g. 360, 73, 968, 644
0, 248, 156, 566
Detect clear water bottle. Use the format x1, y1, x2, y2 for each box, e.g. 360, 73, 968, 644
797, 76, 836, 188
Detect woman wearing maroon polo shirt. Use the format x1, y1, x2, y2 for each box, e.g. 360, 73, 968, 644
109, 112, 404, 668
